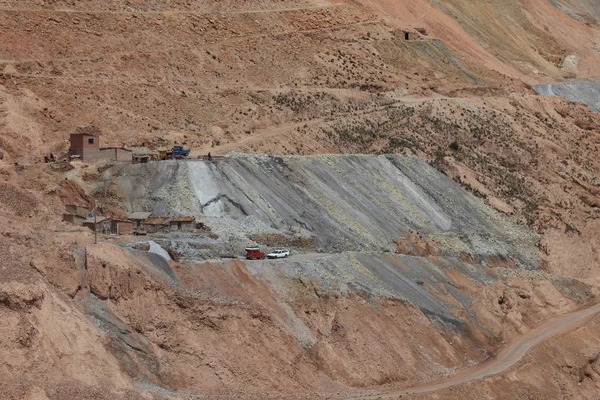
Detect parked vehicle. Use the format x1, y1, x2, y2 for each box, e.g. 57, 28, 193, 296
267, 249, 290, 259
172, 145, 190, 158
245, 247, 265, 260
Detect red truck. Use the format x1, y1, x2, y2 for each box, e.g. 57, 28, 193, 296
245, 247, 265, 260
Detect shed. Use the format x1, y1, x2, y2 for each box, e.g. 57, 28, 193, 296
65, 204, 91, 218
128, 212, 152, 230
168, 216, 196, 231
111, 219, 134, 235
143, 217, 169, 233
62, 213, 86, 226
69, 125, 101, 161
83, 216, 111, 233
402, 30, 420, 41
132, 153, 152, 164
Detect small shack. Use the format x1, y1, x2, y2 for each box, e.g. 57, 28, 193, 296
83, 216, 111, 233
168, 216, 196, 231
69, 126, 101, 161
69, 124, 132, 162
129, 212, 152, 231
63, 204, 91, 226
402, 30, 420, 41
142, 217, 169, 233
111, 219, 134, 235
62, 213, 86, 226
65, 204, 91, 218
132, 153, 152, 164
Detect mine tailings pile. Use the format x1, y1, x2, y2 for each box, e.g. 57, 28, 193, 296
77, 154, 593, 396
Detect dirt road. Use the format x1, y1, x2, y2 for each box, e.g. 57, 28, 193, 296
362, 301, 600, 398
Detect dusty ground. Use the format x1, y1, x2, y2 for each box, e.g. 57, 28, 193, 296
1, 0, 600, 399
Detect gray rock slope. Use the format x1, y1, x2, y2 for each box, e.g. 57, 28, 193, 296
533, 80, 600, 112
115, 154, 538, 269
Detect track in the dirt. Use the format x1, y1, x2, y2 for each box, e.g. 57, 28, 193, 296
0, 3, 341, 15
360, 301, 600, 398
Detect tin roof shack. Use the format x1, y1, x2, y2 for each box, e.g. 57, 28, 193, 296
63, 204, 91, 226
143, 217, 170, 233
128, 212, 152, 230
132, 153, 152, 164
169, 216, 196, 231
83, 216, 111, 233
65, 204, 91, 218
62, 213, 86, 226
111, 219, 134, 235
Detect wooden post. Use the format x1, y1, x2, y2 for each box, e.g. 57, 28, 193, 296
93, 199, 97, 244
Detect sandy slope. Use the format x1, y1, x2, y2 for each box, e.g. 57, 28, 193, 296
365, 300, 600, 398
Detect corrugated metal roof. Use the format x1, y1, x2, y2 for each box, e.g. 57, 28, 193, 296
169, 216, 195, 222
144, 217, 168, 225
84, 216, 110, 223
129, 212, 152, 220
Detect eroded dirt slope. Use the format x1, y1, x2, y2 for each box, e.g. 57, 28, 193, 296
0, 153, 597, 399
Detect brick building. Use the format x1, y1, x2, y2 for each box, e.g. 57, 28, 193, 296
69, 128, 100, 161
69, 125, 131, 161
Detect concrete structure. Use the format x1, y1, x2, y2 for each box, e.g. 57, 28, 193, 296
101, 147, 133, 162
69, 130, 100, 161
63, 204, 91, 226
69, 125, 132, 161
168, 216, 196, 231
140, 216, 196, 233
132, 153, 152, 164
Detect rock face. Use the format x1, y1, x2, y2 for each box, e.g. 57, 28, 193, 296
533, 80, 600, 112
547, 0, 600, 24
115, 155, 539, 268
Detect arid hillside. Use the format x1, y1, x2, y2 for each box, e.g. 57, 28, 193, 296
361, 0, 600, 80
0, 154, 597, 400
1, 0, 600, 399
1, 0, 599, 159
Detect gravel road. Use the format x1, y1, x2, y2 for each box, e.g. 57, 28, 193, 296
363, 301, 600, 398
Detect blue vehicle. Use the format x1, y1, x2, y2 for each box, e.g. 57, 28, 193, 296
172, 145, 190, 158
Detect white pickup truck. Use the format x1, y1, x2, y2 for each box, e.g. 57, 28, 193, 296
267, 249, 290, 259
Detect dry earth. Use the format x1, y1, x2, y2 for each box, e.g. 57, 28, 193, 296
1, 0, 600, 399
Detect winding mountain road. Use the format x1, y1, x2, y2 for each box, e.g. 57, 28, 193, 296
363, 301, 600, 398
